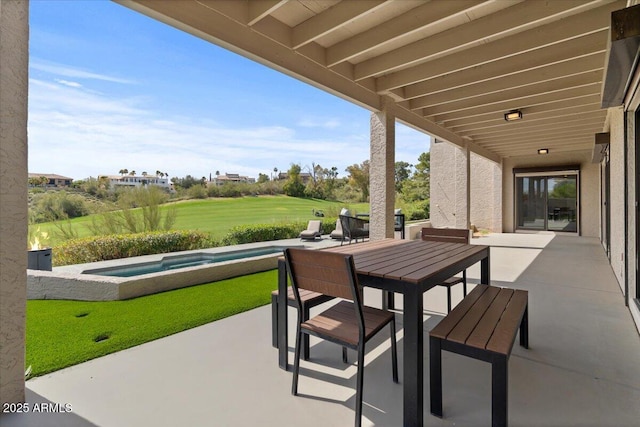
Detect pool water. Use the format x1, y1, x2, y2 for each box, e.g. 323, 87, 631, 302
83, 247, 285, 278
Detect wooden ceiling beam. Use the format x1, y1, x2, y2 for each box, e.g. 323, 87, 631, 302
374, 2, 622, 92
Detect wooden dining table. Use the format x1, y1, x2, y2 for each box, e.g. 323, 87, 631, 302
276, 238, 491, 427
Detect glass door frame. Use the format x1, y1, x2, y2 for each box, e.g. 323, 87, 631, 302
514, 169, 580, 234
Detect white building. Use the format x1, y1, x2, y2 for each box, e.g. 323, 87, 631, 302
99, 174, 172, 190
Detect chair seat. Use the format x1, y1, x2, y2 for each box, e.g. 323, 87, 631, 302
272, 288, 330, 305
302, 300, 395, 347
438, 276, 464, 287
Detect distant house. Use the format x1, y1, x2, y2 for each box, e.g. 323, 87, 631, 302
99, 174, 172, 190
212, 173, 256, 186
28, 173, 73, 188
277, 171, 312, 184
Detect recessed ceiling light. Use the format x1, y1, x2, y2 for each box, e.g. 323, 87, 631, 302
504, 110, 523, 121
538, 148, 549, 155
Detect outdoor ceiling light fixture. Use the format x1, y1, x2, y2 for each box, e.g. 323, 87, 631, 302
504, 110, 523, 121
538, 148, 549, 155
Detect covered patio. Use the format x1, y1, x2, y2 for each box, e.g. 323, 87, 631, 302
2, 1, 640, 424
3, 233, 640, 426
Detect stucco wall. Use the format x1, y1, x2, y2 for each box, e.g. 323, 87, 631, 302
608, 107, 626, 290
0, 0, 29, 405
430, 141, 502, 232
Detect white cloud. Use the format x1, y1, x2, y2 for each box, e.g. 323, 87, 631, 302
55, 79, 82, 88
30, 59, 135, 84
297, 117, 341, 129
27, 77, 370, 180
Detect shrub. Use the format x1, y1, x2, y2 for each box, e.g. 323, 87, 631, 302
54, 230, 216, 266
220, 218, 338, 245
221, 223, 305, 245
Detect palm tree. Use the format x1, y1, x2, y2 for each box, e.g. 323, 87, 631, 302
120, 169, 128, 176
129, 170, 136, 176
142, 171, 148, 177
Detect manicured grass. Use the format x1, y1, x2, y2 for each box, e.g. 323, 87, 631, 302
26, 269, 278, 378
35, 195, 369, 245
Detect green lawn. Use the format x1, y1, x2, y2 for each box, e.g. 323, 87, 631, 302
35, 195, 369, 245
26, 269, 279, 378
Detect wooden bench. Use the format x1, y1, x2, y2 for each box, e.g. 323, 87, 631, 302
271, 288, 333, 359
430, 284, 529, 427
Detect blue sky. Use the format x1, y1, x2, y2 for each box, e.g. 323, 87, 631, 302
28, 0, 430, 181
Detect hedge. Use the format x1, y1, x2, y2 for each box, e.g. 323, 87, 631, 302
53, 219, 341, 266
53, 230, 214, 266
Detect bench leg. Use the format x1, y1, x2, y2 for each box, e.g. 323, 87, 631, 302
492, 355, 508, 427
430, 336, 443, 417
520, 305, 529, 349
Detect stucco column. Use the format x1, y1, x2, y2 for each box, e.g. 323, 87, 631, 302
0, 0, 29, 405
369, 98, 395, 240
430, 139, 469, 229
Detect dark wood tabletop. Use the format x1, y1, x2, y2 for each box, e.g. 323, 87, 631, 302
276, 238, 491, 427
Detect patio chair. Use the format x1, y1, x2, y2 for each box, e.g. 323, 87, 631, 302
339, 215, 369, 245
284, 248, 398, 427
421, 227, 470, 313
299, 220, 322, 240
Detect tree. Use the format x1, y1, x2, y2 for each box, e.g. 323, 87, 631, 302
395, 161, 413, 191
283, 164, 306, 197
119, 169, 128, 176
400, 151, 430, 202
129, 170, 136, 176
346, 160, 370, 202
257, 173, 269, 183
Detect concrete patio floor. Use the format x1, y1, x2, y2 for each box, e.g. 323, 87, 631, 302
2, 233, 639, 426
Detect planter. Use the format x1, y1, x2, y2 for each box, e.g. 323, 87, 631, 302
28, 248, 52, 271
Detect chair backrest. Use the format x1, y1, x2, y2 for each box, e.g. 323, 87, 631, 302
339, 215, 368, 238
307, 220, 322, 232
421, 227, 470, 244
284, 248, 362, 307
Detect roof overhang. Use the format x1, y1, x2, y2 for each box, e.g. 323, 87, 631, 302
115, 0, 627, 163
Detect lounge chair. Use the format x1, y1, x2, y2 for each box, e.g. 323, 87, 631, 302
299, 220, 322, 240
330, 218, 345, 240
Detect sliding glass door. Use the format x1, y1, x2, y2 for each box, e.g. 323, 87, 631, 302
516, 171, 579, 233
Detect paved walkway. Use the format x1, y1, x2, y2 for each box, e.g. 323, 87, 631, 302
3, 233, 640, 426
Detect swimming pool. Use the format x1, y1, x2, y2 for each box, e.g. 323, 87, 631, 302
26, 241, 339, 301
83, 247, 287, 277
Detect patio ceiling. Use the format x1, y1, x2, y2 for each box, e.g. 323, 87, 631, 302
116, 0, 627, 163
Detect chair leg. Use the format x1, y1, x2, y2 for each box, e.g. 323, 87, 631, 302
447, 286, 452, 313
292, 325, 303, 396
390, 318, 398, 383
355, 343, 365, 427
271, 293, 278, 348
302, 304, 311, 360
343, 346, 348, 363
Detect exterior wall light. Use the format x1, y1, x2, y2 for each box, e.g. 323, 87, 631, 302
504, 110, 523, 121
538, 148, 549, 155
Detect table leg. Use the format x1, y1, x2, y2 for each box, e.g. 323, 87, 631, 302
403, 287, 424, 427
481, 248, 491, 284
277, 259, 288, 370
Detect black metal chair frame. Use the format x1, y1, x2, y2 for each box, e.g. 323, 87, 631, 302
284, 248, 398, 427
339, 215, 370, 245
